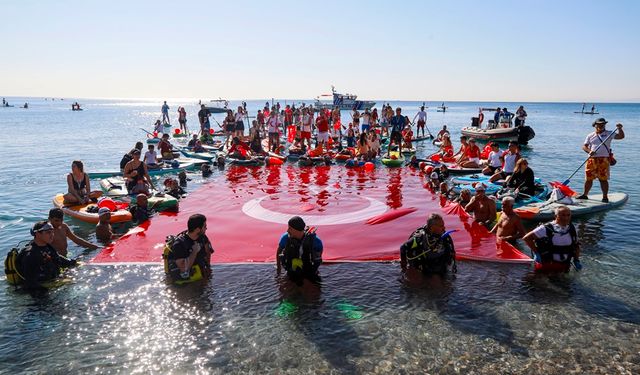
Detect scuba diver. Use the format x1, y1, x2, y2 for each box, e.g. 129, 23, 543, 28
6, 221, 78, 289
164, 214, 214, 283
400, 213, 456, 275
276, 216, 323, 285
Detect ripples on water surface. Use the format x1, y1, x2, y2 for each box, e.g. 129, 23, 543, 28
0, 99, 638, 373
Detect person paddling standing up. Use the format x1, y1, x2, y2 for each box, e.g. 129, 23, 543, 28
389, 107, 407, 154
266, 110, 282, 153
198, 104, 210, 134
315, 109, 330, 147
578, 118, 624, 202
413, 106, 427, 138
161, 101, 170, 124
178, 106, 188, 134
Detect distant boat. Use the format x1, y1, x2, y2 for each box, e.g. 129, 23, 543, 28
314, 86, 375, 111
204, 99, 229, 114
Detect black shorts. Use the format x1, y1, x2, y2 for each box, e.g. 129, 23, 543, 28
487, 165, 500, 174
235, 121, 244, 131
225, 123, 235, 132
390, 131, 402, 145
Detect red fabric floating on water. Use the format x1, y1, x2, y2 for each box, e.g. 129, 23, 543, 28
92, 166, 532, 265
366, 207, 417, 225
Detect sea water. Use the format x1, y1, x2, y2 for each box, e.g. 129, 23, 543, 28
0, 98, 638, 373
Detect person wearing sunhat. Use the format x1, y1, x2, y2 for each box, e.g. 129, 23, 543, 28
18, 221, 78, 289
578, 118, 625, 203
276, 216, 323, 284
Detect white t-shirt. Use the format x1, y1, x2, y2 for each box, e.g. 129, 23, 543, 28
584, 130, 614, 158
488, 150, 502, 167
267, 116, 281, 133
503, 151, 519, 173
144, 151, 157, 165
416, 111, 427, 122
235, 112, 245, 122
301, 114, 312, 132
532, 222, 573, 246
362, 113, 370, 125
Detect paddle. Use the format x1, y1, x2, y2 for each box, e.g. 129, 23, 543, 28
560, 128, 619, 186
140, 128, 156, 137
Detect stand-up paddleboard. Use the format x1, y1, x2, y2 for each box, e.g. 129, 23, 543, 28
574, 111, 599, 114
179, 148, 217, 161
382, 151, 405, 167
99, 178, 179, 212
88, 161, 195, 179
514, 193, 628, 221
52, 194, 132, 224
443, 162, 483, 174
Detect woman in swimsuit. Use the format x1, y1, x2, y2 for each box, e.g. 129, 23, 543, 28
63, 160, 100, 205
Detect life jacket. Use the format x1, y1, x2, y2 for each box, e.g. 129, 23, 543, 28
4, 241, 30, 285
162, 231, 205, 285
279, 227, 322, 279
402, 226, 456, 274
534, 223, 578, 267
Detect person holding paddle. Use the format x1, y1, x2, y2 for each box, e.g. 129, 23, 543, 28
577, 118, 624, 203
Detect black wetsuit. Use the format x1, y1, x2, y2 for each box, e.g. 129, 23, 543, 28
18, 241, 76, 289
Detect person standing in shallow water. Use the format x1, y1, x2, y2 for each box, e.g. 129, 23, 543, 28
400, 213, 456, 275
577, 118, 624, 203
276, 216, 323, 285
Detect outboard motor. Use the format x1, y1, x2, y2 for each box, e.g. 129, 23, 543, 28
517, 126, 535, 145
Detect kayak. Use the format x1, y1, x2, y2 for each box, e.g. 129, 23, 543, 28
495, 184, 550, 210
442, 162, 483, 174
179, 149, 217, 161
52, 194, 132, 224
514, 193, 628, 221
452, 182, 501, 195
451, 175, 542, 186
228, 158, 265, 166
411, 136, 431, 142
382, 151, 405, 167
99, 177, 179, 212
401, 148, 416, 156
88, 161, 195, 179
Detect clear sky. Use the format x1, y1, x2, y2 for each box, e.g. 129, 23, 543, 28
1, 0, 639, 102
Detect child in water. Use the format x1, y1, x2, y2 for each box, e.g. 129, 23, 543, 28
96, 208, 114, 242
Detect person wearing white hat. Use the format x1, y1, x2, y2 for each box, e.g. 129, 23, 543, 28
577, 118, 625, 203
15, 221, 78, 289
95, 207, 114, 242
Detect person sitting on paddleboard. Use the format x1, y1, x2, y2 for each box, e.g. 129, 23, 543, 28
158, 134, 175, 160
464, 183, 497, 228
153, 119, 163, 134
123, 149, 155, 195
166, 214, 213, 281
577, 118, 624, 203
460, 138, 481, 168
504, 158, 536, 197
120, 142, 144, 170
491, 197, 526, 246
143, 144, 161, 170
227, 137, 251, 160
63, 160, 101, 205
482, 142, 502, 175
13, 221, 78, 290
523, 205, 582, 271
453, 136, 469, 165
49, 208, 98, 257
436, 125, 449, 142
276, 216, 323, 285
400, 213, 456, 275
489, 141, 520, 183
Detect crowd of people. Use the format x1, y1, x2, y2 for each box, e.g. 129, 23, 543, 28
5, 98, 627, 289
